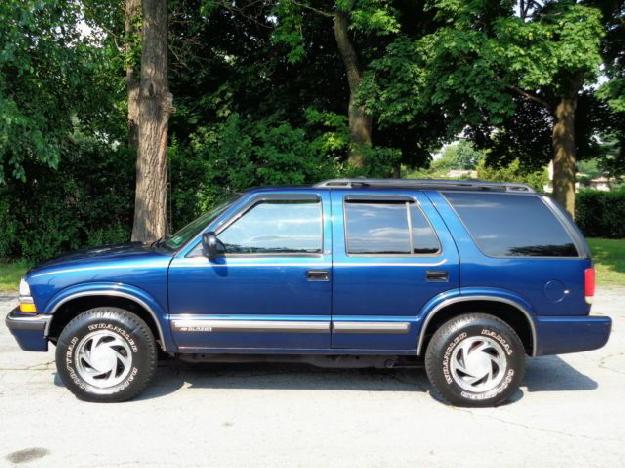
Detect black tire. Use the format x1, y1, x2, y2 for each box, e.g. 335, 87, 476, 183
55, 307, 157, 402
425, 313, 525, 407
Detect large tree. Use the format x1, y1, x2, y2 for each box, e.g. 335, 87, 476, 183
273, 0, 400, 167
361, 0, 604, 216
131, 0, 172, 242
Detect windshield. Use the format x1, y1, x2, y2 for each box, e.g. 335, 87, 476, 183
164, 196, 239, 250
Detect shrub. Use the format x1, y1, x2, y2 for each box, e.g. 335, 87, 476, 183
576, 189, 625, 238
0, 139, 134, 262
476, 158, 548, 192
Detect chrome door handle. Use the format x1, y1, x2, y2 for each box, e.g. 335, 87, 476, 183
307, 270, 330, 281
426, 270, 449, 282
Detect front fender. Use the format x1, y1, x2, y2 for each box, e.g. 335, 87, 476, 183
43, 282, 175, 352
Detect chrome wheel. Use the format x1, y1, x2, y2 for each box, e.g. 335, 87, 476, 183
75, 330, 132, 389
450, 336, 507, 392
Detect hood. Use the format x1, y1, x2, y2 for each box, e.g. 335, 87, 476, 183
31, 242, 172, 273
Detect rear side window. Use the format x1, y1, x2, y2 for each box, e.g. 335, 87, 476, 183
444, 193, 578, 257
345, 200, 440, 255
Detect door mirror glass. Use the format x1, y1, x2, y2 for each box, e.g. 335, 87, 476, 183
202, 232, 223, 260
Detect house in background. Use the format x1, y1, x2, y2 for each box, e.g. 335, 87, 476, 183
545, 161, 615, 193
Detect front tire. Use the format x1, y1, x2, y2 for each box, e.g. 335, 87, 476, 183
55, 307, 157, 402
425, 313, 525, 407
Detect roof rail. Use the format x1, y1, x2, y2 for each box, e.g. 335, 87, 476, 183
314, 178, 534, 193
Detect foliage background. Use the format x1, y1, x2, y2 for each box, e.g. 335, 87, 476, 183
0, 0, 624, 261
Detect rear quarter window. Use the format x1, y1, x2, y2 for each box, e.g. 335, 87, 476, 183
444, 192, 579, 258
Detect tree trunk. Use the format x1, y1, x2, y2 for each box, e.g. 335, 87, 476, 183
333, 10, 372, 168
551, 96, 577, 217
125, 0, 141, 149
131, 0, 171, 242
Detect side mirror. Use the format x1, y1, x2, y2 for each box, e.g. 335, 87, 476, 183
202, 232, 222, 260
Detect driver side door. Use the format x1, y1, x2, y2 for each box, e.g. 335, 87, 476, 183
167, 191, 333, 351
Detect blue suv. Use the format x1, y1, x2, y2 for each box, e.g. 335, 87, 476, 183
6, 179, 611, 406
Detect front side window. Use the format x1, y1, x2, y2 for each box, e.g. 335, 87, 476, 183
218, 199, 322, 255
444, 192, 579, 257
345, 200, 440, 255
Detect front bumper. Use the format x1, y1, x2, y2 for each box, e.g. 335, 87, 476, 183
535, 314, 612, 356
5, 307, 50, 351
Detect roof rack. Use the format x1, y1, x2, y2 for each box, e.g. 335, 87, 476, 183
314, 178, 534, 193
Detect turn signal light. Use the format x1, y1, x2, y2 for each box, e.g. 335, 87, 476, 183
19, 302, 38, 313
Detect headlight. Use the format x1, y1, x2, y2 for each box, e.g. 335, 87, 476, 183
18, 278, 37, 313
19, 278, 31, 297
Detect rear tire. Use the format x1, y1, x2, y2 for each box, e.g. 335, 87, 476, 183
425, 313, 525, 407
55, 307, 157, 402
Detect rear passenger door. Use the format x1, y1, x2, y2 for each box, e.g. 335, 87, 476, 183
330, 191, 459, 351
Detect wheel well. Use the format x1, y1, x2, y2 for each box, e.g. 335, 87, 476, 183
47, 295, 164, 350
419, 300, 534, 355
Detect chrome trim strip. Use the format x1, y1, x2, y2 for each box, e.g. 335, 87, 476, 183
173, 261, 447, 268
335, 259, 448, 267
172, 261, 332, 268
172, 319, 330, 334
333, 322, 411, 334
46, 291, 169, 351
416, 296, 537, 356
18, 295, 34, 304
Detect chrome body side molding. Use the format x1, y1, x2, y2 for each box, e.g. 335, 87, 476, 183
172, 319, 330, 333
333, 322, 410, 334
171, 318, 411, 335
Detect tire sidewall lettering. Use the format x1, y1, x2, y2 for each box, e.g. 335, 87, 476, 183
442, 331, 467, 385
481, 328, 513, 356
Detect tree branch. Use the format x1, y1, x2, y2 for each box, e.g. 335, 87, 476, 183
290, 0, 333, 18
507, 85, 551, 110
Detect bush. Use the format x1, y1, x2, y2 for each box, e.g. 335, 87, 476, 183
0, 139, 134, 262
476, 158, 548, 192
576, 189, 625, 238
169, 113, 400, 230
1, 110, 403, 261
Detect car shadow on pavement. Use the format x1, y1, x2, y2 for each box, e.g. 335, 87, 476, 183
133, 354, 597, 401
137, 361, 432, 398
51, 354, 597, 402
522, 355, 598, 392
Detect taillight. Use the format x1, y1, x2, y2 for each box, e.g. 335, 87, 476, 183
584, 267, 595, 304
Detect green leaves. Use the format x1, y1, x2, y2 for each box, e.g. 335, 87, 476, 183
350, 0, 399, 35
362, 0, 606, 152
272, 0, 399, 64
0, 0, 121, 184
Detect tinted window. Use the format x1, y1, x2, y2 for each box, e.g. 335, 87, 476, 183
410, 205, 441, 254
445, 193, 578, 257
345, 201, 440, 255
219, 200, 322, 255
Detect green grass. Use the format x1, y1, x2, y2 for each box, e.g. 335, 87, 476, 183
0, 261, 32, 292
0, 237, 623, 291
587, 238, 625, 286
